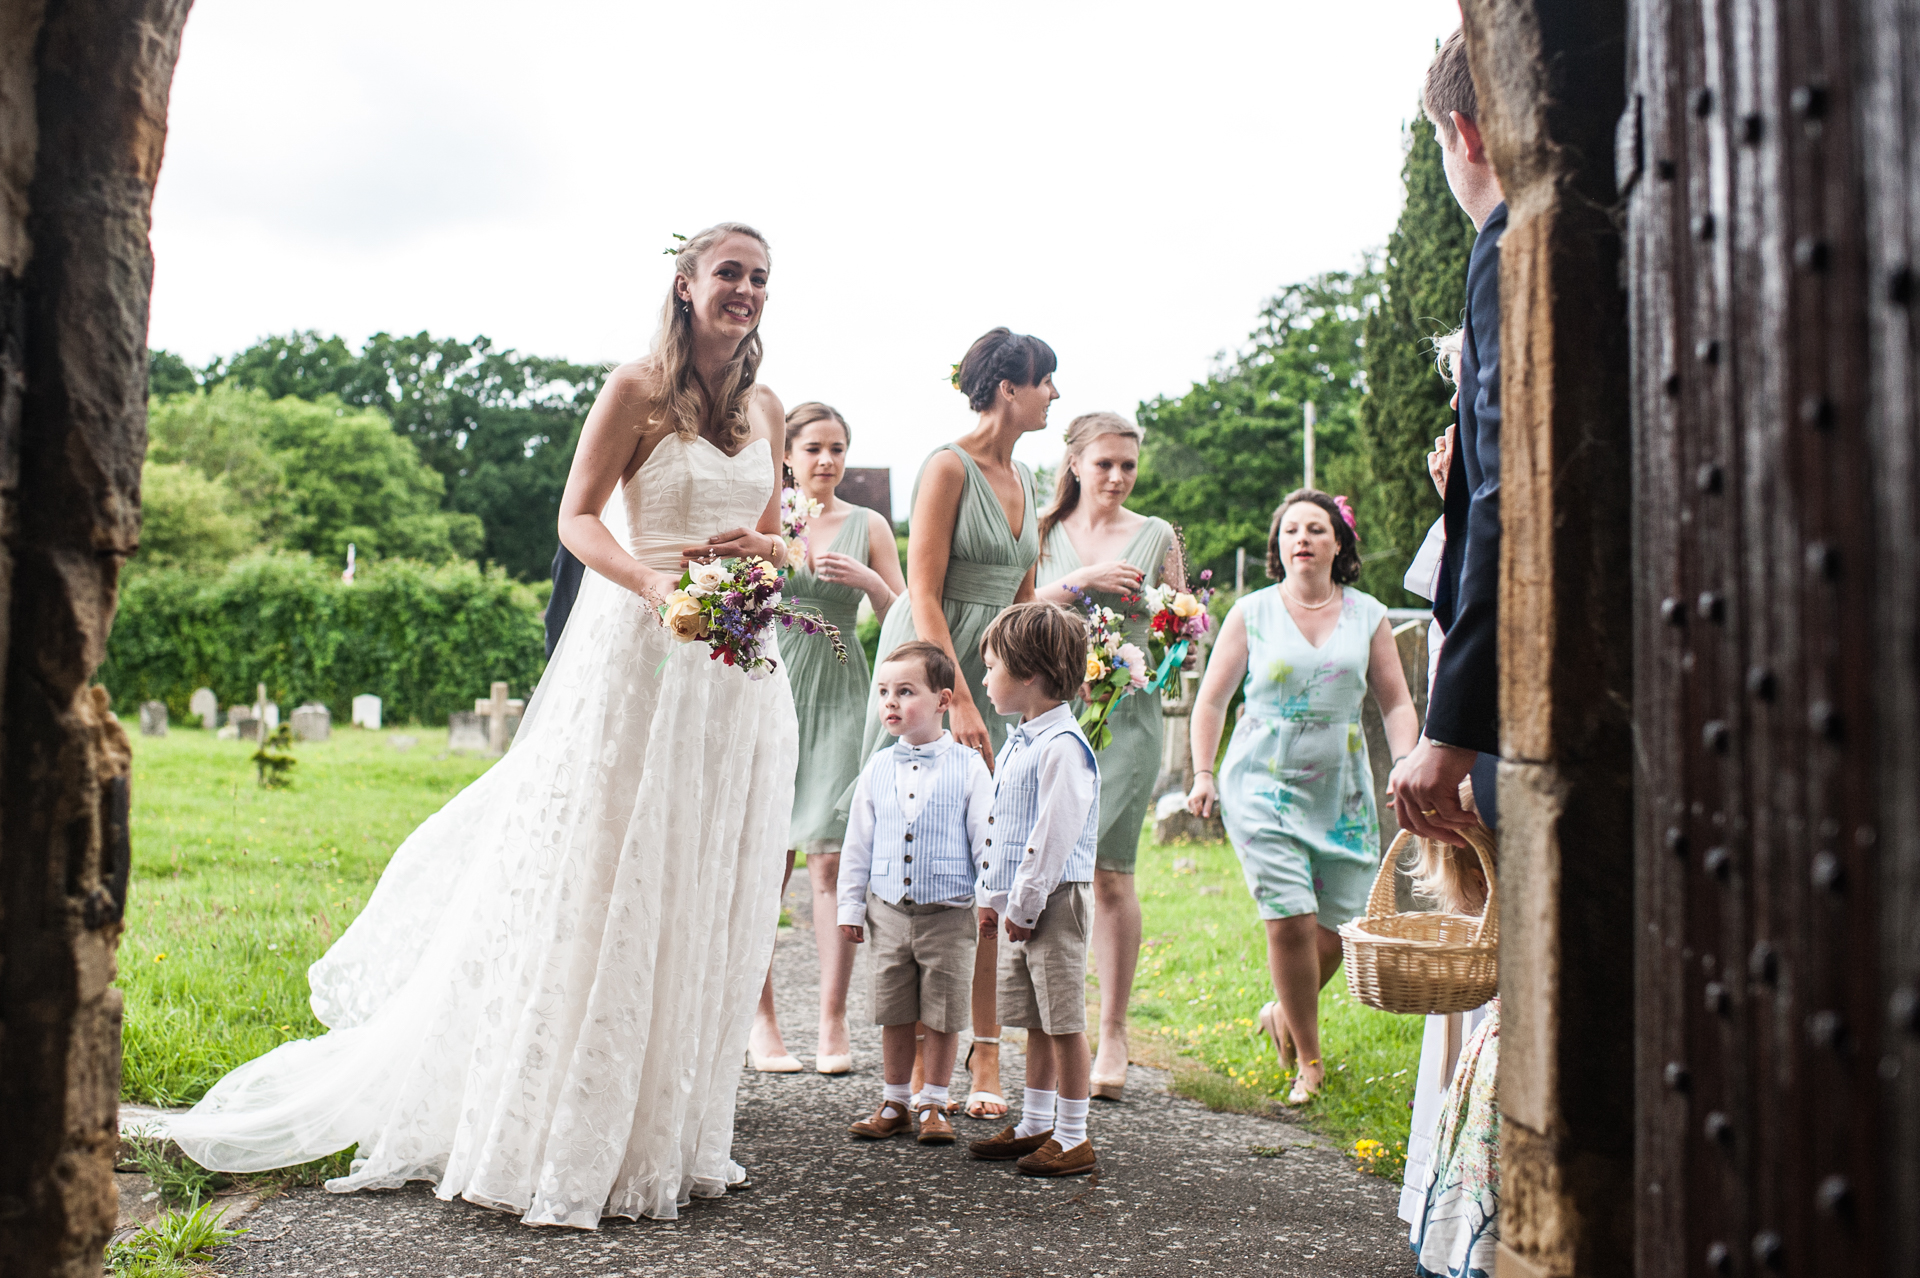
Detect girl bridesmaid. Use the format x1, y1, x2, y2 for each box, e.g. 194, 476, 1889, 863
1185, 490, 1420, 1103
1033, 411, 1181, 1101
853, 326, 1055, 1118
748, 403, 904, 1074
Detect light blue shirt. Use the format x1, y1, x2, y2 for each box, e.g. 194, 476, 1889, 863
837, 731, 992, 926
976, 703, 1100, 928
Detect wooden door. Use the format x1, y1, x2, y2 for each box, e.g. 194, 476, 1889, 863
1626, 1, 1918, 1274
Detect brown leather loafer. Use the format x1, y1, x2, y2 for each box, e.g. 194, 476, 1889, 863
1016, 1138, 1097, 1177
914, 1104, 955, 1145
967, 1124, 1054, 1161
848, 1101, 912, 1140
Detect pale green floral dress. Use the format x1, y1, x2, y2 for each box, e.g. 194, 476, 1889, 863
784, 507, 875, 853
851, 444, 1038, 770
1038, 517, 1173, 873
1217, 584, 1386, 924
1412, 1000, 1500, 1276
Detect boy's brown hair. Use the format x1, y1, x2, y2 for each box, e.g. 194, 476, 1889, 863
981, 602, 1088, 702
1422, 29, 1478, 147
880, 640, 956, 692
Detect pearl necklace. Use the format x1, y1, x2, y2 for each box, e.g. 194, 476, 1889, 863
1283, 581, 1341, 610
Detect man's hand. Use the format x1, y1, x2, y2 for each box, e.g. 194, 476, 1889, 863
977, 907, 998, 939
839, 924, 865, 945
1389, 738, 1481, 846
1003, 918, 1033, 942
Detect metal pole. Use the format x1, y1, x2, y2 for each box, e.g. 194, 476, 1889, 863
1303, 400, 1317, 490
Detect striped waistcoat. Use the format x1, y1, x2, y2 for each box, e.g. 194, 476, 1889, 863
865, 741, 978, 908
976, 715, 1100, 901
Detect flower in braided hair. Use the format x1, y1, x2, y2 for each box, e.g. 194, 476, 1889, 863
1333, 494, 1360, 540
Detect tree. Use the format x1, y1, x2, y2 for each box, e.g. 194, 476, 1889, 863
145, 385, 483, 568
147, 347, 200, 397
1130, 269, 1381, 587
185, 331, 603, 580
132, 462, 258, 572
1356, 111, 1477, 605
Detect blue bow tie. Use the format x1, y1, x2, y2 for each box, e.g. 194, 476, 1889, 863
894, 740, 938, 761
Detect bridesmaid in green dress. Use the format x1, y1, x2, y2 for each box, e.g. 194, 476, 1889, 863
747, 403, 904, 1076
853, 327, 1055, 1118
1185, 490, 1420, 1104
1033, 411, 1183, 1102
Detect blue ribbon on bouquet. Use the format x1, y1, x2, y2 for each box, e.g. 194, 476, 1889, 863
1144, 638, 1189, 695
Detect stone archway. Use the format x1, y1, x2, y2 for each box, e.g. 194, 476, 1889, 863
0, 3, 192, 1275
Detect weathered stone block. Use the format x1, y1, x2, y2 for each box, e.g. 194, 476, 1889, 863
447, 711, 487, 754
188, 687, 217, 730
290, 703, 330, 742
138, 701, 167, 736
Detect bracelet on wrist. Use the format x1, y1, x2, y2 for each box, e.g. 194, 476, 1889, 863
1195, 769, 1214, 778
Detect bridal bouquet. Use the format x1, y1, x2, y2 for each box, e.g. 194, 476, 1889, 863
659, 557, 846, 679
1136, 568, 1213, 686
1069, 590, 1149, 751
779, 486, 823, 568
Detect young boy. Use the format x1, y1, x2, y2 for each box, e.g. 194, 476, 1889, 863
967, 602, 1101, 1177
838, 640, 993, 1146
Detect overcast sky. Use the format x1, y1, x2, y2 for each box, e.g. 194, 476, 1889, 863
149, 0, 1463, 506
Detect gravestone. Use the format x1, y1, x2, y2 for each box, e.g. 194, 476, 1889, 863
188, 687, 218, 730
228, 715, 261, 742
446, 712, 488, 754
291, 703, 330, 742
351, 694, 381, 730
474, 681, 525, 755
138, 702, 167, 737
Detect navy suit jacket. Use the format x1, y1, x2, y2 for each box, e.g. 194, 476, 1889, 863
1427, 201, 1505, 755
545, 543, 586, 658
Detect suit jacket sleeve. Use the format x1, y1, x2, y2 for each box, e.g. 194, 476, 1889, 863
1425, 218, 1503, 755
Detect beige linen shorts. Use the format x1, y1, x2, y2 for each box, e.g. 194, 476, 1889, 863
865, 893, 977, 1033
995, 881, 1091, 1035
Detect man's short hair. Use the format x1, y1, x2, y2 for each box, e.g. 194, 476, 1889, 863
981, 602, 1087, 702
1423, 29, 1478, 147
880, 640, 956, 692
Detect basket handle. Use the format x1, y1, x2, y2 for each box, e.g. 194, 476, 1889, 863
1364, 823, 1500, 944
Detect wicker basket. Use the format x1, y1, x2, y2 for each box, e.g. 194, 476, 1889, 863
1338, 826, 1498, 1015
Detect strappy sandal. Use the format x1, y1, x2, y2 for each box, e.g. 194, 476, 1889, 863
1256, 1002, 1297, 1069
1285, 1059, 1323, 1107
959, 1037, 1007, 1119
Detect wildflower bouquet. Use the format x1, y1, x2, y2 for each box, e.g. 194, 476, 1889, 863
1069, 590, 1148, 751
659, 556, 846, 679
779, 487, 823, 568
1141, 570, 1215, 693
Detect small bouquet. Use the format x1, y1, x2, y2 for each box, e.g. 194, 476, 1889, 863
1141, 569, 1214, 693
1069, 590, 1149, 751
659, 556, 846, 679
780, 486, 824, 569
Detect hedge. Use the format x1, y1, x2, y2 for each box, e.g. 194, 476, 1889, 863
99, 553, 547, 725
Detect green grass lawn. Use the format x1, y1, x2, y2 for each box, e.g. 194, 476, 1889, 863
1124, 828, 1422, 1181
120, 722, 496, 1106
119, 720, 1423, 1182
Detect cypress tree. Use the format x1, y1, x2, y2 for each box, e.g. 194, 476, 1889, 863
1357, 110, 1477, 605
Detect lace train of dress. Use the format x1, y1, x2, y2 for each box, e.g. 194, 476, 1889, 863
166, 435, 797, 1229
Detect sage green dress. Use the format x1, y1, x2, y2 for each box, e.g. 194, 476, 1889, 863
1037, 517, 1174, 874
852, 444, 1038, 771
785, 506, 876, 853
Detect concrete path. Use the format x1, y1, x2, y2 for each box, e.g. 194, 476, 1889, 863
211, 869, 1411, 1277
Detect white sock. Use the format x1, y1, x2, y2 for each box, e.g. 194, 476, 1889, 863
1014, 1087, 1057, 1139
882, 1082, 912, 1117
914, 1083, 950, 1111
1054, 1096, 1090, 1149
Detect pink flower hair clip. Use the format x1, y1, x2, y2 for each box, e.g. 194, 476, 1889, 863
1333, 494, 1360, 539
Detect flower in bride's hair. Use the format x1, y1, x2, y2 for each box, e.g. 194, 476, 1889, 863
661, 591, 708, 643
662, 232, 688, 257
687, 560, 728, 596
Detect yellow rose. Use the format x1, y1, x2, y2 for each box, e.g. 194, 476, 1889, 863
1086, 653, 1108, 682
1171, 592, 1204, 618
661, 591, 708, 643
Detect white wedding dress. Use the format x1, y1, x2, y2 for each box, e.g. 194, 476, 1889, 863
167, 433, 798, 1229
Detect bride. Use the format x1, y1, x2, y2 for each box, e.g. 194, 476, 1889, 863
167, 223, 798, 1230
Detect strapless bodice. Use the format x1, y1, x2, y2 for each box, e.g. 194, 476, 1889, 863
623, 434, 774, 571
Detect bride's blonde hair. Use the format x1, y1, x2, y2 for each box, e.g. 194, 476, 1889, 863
649, 222, 770, 444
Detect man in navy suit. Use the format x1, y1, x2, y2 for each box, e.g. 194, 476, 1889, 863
1391, 30, 1506, 846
